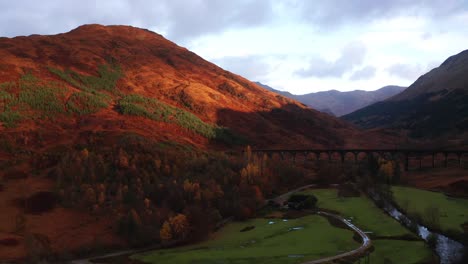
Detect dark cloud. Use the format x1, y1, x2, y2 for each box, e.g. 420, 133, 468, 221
1, 0, 466, 42
296, 42, 366, 78
349, 66, 376, 80
212, 55, 271, 80
156, 0, 274, 41
0, 0, 274, 42
295, 0, 468, 28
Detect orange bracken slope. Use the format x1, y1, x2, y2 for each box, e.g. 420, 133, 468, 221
0, 24, 388, 150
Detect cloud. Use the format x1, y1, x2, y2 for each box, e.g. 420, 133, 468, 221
0, 0, 275, 42
349, 66, 376, 80
386, 63, 425, 80
295, 0, 468, 28
296, 42, 366, 78
212, 55, 272, 80
159, 0, 274, 41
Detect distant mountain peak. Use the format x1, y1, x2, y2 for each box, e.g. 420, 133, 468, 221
344, 49, 468, 144
256, 83, 406, 116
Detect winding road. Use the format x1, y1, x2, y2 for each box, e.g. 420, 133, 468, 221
304, 211, 372, 264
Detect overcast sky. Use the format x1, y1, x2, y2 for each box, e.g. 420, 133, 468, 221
1, 0, 468, 94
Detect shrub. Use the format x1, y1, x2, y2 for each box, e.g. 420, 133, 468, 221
287, 193, 318, 210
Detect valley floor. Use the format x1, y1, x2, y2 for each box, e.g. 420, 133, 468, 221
133, 214, 359, 264
300, 189, 435, 264
130, 188, 436, 264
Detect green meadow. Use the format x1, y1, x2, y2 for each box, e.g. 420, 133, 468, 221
134, 215, 359, 264
392, 186, 468, 233
300, 189, 434, 264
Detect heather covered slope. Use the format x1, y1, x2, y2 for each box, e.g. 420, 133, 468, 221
343, 49, 468, 143
0, 24, 380, 150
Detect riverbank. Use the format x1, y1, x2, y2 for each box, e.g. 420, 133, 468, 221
298, 188, 436, 264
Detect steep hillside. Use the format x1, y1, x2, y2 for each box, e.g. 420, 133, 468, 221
256, 82, 405, 116
344, 49, 468, 143
0, 24, 374, 150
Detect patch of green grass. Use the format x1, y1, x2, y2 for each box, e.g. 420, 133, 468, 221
392, 186, 468, 233
118, 94, 245, 144
1, 74, 68, 126
0, 110, 21, 128
302, 189, 412, 237
77, 64, 122, 92
48, 63, 122, 93
134, 215, 359, 264
0, 82, 15, 89
66, 92, 109, 115
19, 71, 38, 83
18, 78, 66, 116
0, 88, 17, 113
0, 82, 20, 127
366, 240, 433, 264
48, 67, 87, 90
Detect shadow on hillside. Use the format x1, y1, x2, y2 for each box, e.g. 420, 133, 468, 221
212, 103, 356, 149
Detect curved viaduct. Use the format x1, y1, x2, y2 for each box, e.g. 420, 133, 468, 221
251, 149, 468, 171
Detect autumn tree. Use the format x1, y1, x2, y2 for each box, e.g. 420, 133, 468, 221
160, 221, 172, 242
160, 214, 190, 242
169, 214, 190, 240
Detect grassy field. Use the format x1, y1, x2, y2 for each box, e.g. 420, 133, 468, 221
392, 186, 468, 233
133, 215, 360, 264
133, 189, 435, 264
368, 240, 434, 264
302, 189, 413, 237
300, 189, 433, 264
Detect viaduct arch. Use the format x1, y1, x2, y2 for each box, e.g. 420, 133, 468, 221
250, 149, 468, 171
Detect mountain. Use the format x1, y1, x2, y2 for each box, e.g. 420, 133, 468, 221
0, 24, 376, 150
344, 49, 468, 144
255, 82, 405, 116
0, 25, 393, 261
